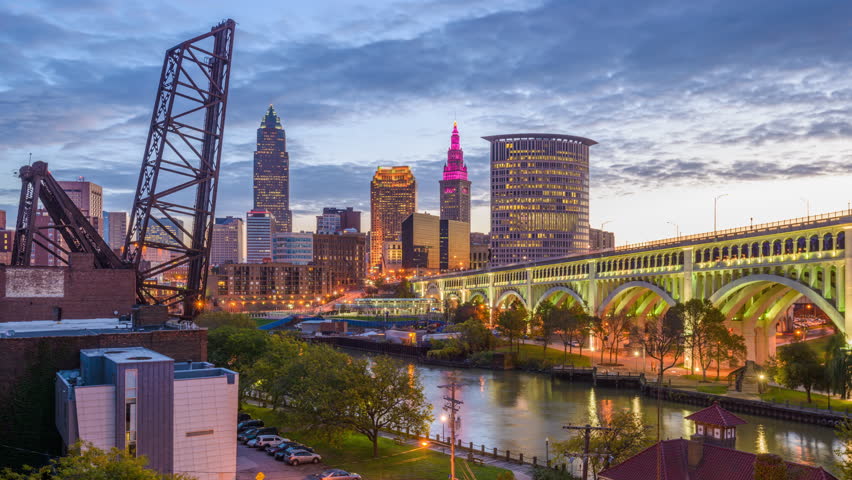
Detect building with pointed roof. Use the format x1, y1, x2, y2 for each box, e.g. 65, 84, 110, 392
253, 105, 292, 233
440, 122, 471, 224
598, 403, 837, 480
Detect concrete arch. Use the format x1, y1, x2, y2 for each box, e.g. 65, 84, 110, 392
709, 273, 845, 333
597, 281, 677, 316
468, 291, 488, 305
534, 286, 588, 312
425, 282, 442, 299
495, 289, 528, 310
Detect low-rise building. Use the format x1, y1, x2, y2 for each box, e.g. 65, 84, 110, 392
56, 347, 237, 480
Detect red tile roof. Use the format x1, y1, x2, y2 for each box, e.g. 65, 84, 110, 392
598, 439, 837, 480
684, 402, 746, 427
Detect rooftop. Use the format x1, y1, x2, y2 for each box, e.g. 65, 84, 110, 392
0, 318, 190, 338
481, 133, 597, 146
81, 346, 173, 364
685, 402, 747, 427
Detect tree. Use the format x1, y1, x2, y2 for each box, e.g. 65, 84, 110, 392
207, 326, 272, 405
825, 333, 851, 401
497, 304, 527, 353
394, 279, 415, 298
0, 442, 195, 479
835, 419, 852, 480
600, 311, 632, 364
707, 324, 746, 380
552, 305, 583, 364
775, 341, 824, 403
642, 310, 685, 384
534, 300, 556, 356
455, 299, 489, 325
752, 453, 788, 480
678, 299, 726, 381
194, 311, 255, 330
557, 410, 653, 475
341, 356, 433, 457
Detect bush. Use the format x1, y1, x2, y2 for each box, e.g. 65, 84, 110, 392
516, 356, 555, 371
532, 466, 578, 480
469, 351, 495, 367
426, 343, 465, 360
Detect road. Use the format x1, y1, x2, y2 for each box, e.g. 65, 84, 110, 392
237, 444, 325, 480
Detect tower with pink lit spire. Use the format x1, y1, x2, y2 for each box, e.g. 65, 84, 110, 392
439, 122, 471, 223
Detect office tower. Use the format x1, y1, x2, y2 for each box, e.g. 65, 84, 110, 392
316, 207, 361, 234
313, 232, 367, 290
31, 179, 103, 265
589, 228, 616, 251
253, 105, 292, 233
146, 217, 185, 247
105, 211, 128, 251
0, 210, 9, 264
484, 133, 596, 266
440, 219, 470, 271
211, 216, 246, 266
0, 210, 5, 230
439, 122, 471, 223
246, 210, 273, 263
401, 213, 440, 271
272, 232, 313, 264
370, 167, 416, 269
470, 232, 490, 270
381, 241, 403, 272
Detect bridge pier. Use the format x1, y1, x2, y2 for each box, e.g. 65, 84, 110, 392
846, 227, 852, 336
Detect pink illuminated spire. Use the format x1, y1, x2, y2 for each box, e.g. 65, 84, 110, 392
443, 121, 468, 181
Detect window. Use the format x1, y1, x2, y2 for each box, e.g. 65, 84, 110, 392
125, 369, 138, 456
714, 428, 720, 439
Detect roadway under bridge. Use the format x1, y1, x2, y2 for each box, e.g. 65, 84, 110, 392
413, 210, 852, 364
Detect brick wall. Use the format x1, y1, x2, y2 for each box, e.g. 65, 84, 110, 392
0, 255, 136, 321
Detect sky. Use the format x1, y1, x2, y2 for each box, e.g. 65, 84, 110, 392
2, 0, 852, 244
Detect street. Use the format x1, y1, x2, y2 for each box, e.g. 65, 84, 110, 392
237, 444, 325, 480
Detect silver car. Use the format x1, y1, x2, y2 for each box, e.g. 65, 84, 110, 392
286, 449, 322, 466
305, 469, 362, 480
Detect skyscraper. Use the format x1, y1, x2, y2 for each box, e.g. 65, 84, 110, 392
401, 213, 440, 271
484, 133, 596, 266
253, 105, 292, 233
246, 210, 273, 263
211, 216, 246, 266
370, 167, 416, 270
105, 211, 128, 251
439, 122, 471, 223
31, 179, 103, 265
146, 217, 185, 248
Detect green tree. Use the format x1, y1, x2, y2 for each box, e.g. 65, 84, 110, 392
534, 300, 556, 356
825, 333, 851, 401
752, 453, 787, 480
207, 326, 272, 405
447, 318, 495, 353
497, 306, 527, 353
642, 310, 685, 384
0, 442, 195, 479
552, 305, 584, 364
558, 410, 652, 474
707, 323, 747, 380
775, 341, 824, 403
678, 299, 727, 381
600, 311, 633, 364
835, 419, 852, 480
194, 311, 255, 330
394, 279, 415, 298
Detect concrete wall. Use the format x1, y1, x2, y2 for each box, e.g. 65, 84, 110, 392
173, 375, 238, 480
74, 385, 116, 451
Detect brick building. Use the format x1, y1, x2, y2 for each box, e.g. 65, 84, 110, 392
313, 232, 367, 289
215, 263, 333, 308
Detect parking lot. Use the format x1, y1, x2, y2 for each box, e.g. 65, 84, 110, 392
237, 443, 326, 480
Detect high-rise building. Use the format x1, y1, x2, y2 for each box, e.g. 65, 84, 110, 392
370, 167, 416, 269
0, 210, 10, 265
316, 207, 361, 234
439, 122, 471, 223
146, 217, 185, 248
211, 216, 246, 266
381, 241, 403, 272
484, 133, 596, 266
105, 211, 128, 251
253, 105, 292, 233
401, 213, 440, 272
589, 228, 615, 251
440, 219, 470, 271
470, 232, 490, 270
313, 232, 367, 290
31, 179, 103, 266
272, 232, 313, 264
246, 210, 273, 263
0, 210, 6, 230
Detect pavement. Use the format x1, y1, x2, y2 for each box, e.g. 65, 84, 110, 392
237, 443, 326, 480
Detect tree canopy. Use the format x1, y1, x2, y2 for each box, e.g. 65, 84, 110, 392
775, 341, 824, 403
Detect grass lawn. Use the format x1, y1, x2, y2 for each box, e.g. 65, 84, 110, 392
496, 343, 591, 367
253, 318, 275, 327
777, 334, 834, 358
760, 386, 852, 411
242, 405, 513, 480
696, 385, 728, 395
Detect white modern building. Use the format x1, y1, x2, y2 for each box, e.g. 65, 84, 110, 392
246, 210, 273, 263
211, 216, 246, 265
272, 232, 313, 264
56, 347, 238, 480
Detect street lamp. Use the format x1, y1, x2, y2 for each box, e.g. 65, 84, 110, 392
714, 194, 728, 235
545, 437, 550, 466
666, 221, 680, 238
800, 197, 810, 218
600, 220, 612, 231
440, 414, 448, 444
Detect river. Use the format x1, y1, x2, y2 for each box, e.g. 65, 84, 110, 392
355, 352, 839, 473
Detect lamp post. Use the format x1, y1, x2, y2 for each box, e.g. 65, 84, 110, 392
800, 197, 810, 218
666, 221, 680, 238
545, 437, 550, 466
600, 220, 612, 231
440, 414, 448, 450
714, 194, 728, 235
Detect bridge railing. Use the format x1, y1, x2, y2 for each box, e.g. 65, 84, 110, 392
617, 208, 852, 253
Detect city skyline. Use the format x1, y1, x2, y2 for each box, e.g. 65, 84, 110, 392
3, 1, 852, 244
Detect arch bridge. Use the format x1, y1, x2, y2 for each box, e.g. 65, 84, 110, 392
413, 210, 852, 364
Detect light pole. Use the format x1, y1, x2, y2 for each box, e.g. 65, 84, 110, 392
800, 197, 810, 218
714, 194, 728, 235
666, 221, 680, 238
600, 220, 612, 231
440, 414, 448, 450
545, 437, 550, 467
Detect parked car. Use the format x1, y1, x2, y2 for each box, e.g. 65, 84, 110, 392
246, 437, 261, 448
238, 427, 260, 442
274, 445, 315, 461
266, 441, 305, 455
305, 469, 362, 480
238, 412, 251, 422
255, 435, 288, 449
238, 420, 263, 432
241, 427, 278, 443
285, 449, 322, 466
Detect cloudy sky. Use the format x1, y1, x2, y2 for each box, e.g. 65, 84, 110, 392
2, 0, 852, 244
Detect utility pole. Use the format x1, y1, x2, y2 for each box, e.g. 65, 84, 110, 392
439, 382, 463, 480
563, 424, 614, 480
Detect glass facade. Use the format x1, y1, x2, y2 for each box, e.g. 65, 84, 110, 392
370, 167, 416, 269
272, 232, 313, 264
246, 210, 272, 263
401, 213, 440, 271
253, 105, 292, 233
484, 134, 596, 266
